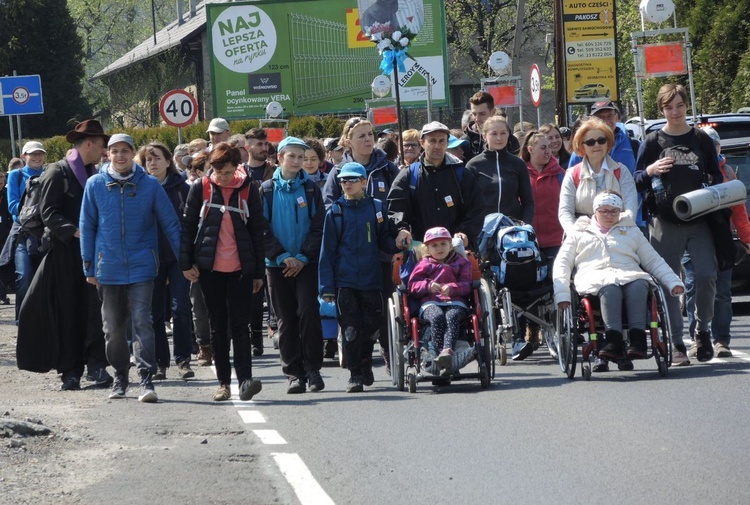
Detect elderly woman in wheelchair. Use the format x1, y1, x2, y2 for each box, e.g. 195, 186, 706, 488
553, 191, 684, 367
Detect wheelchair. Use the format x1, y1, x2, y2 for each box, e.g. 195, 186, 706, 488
555, 279, 672, 381
386, 250, 496, 393
492, 277, 558, 365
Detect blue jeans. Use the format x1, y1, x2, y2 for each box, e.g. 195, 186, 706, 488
98, 281, 156, 379
14, 241, 41, 325
152, 261, 192, 366
684, 256, 733, 345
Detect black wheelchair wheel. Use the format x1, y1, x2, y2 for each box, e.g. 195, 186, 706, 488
407, 369, 417, 393
388, 294, 405, 391
479, 278, 497, 379
556, 306, 577, 379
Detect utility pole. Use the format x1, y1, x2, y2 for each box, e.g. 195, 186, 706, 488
553, 0, 567, 126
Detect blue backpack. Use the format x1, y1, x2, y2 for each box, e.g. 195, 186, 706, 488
478, 213, 546, 290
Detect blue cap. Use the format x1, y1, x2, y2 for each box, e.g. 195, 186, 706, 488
277, 136, 308, 153
108, 133, 135, 149
338, 162, 366, 179
447, 135, 468, 150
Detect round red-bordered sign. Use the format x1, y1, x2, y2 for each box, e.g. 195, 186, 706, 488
159, 90, 198, 127
530, 64, 542, 108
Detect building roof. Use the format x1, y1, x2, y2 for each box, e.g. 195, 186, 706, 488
93, 1, 215, 80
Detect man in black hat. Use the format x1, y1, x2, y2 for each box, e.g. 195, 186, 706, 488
16, 119, 113, 391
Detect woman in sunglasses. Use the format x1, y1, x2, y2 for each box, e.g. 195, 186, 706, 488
558, 117, 637, 235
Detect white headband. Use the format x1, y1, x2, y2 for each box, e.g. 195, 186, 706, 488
593, 192, 623, 212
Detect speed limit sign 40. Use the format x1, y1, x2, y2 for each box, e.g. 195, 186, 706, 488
160, 90, 198, 127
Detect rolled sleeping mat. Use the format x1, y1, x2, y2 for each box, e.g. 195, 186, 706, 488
672, 179, 747, 221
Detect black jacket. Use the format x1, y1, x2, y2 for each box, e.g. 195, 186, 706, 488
180, 175, 265, 278
158, 172, 189, 263
387, 153, 483, 248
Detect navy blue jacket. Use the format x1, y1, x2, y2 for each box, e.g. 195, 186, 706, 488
158, 172, 189, 263
321, 148, 398, 209
318, 195, 398, 296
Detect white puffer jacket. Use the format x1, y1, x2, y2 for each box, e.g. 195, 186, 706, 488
553, 215, 683, 305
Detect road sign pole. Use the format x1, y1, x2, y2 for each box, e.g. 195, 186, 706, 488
16, 114, 22, 150
178, 127, 183, 145
8, 116, 16, 158
537, 108, 541, 128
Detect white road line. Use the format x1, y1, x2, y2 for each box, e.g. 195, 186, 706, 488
254, 429, 287, 445
238, 410, 266, 424
271, 453, 335, 505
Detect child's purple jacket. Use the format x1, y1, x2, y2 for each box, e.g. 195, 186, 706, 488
408, 253, 472, 305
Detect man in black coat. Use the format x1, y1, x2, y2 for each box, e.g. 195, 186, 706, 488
16, 120, 112, 391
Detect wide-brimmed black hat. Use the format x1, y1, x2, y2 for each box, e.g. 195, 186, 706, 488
65, 119, 110, 144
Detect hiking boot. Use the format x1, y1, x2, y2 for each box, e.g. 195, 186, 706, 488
695, 331, 714, 362
436, 348, 454, 370
346, 376, 364, 393
307, 370, 325, 392
526, 325, 541, 351
287, 377, 306, 394
617, 359, 634, 371
626, 329, 649, 360
239, 379, 262, 401
511, 341, 534, 361
213, 384, 231, 401
85, 367, 113, 388
592, 358, 610, 372
362, 360, 374, 387
177, 361, 194, 380
153, 365, 167, 380
715, 342, 733, 358
598, 330, 625, 361
672, 344, 691, 366
109, 373, 129, 399
60, 372, 81, 391
138, 377, 158, 403
197, 345, 213, 366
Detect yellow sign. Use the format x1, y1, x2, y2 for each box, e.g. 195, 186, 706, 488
563, 0, 618, 103
346, 8, 373, 48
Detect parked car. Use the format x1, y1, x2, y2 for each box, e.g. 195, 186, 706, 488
641, 113, 750, 150
573, 83, 610, 99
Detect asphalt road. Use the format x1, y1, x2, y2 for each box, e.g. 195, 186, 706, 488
3, 299, 750, 504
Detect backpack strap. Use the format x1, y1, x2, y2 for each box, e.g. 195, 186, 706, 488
261, 179, 275, 221
330, 202, 344, 242
570, 163, 619, 188
198, 177, 250, 228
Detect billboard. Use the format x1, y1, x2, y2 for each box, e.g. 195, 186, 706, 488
207, 0, 449, 119
562, 0, 619, 103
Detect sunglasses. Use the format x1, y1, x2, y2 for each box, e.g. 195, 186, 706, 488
340, 177, 362, 183
582, 137, 608, 147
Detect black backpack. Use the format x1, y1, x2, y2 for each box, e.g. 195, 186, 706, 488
17, 175, 46, 240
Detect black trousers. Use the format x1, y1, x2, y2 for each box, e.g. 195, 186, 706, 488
267, 265, 323, 380
337, 288, 383, 377
199, 270, 253, 385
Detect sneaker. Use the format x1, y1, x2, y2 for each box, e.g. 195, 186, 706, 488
511, 341, 534, 361
153, 365, 167, 380
252, 333, 264, 357
197, 345, 213, 366
239, 379, 262, 401
362, 360, 375, 387
346, 376, 364, 393
108, 373, 129, 399
177, 362, 194, 380
164, 321, 173, 336
715, 342, 733, 358
687, 344, 698, 359
85, 367, 114, 388
695, 331, 714, 362
138, 379, 158, 403
592, 358, 610, 372
213, 384, 231, 401
526, 325, 540, 351
1, 296, 10, 305
287, 377, 306, 394
436, 348, 454, 370
672, 344, 691, 366
307, 370, 325, 392
60, 372, 81, 391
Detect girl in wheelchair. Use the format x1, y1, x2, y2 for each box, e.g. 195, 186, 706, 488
553, 191, 684, 361
408, 227, 472, 372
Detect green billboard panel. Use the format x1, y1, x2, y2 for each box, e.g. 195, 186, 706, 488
207, 0, 449, 119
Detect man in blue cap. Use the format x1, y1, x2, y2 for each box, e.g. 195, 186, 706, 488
261, 136, 326, 394
80, 133, 181, 403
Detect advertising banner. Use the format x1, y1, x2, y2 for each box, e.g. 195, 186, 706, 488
562, 0, 619, 103
207, 0, 448, 119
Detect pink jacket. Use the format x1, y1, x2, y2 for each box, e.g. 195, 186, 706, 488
408, 253, 472, 305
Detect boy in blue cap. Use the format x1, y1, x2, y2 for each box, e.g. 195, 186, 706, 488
261, 136, 326, 394
319, 162, 409, 392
